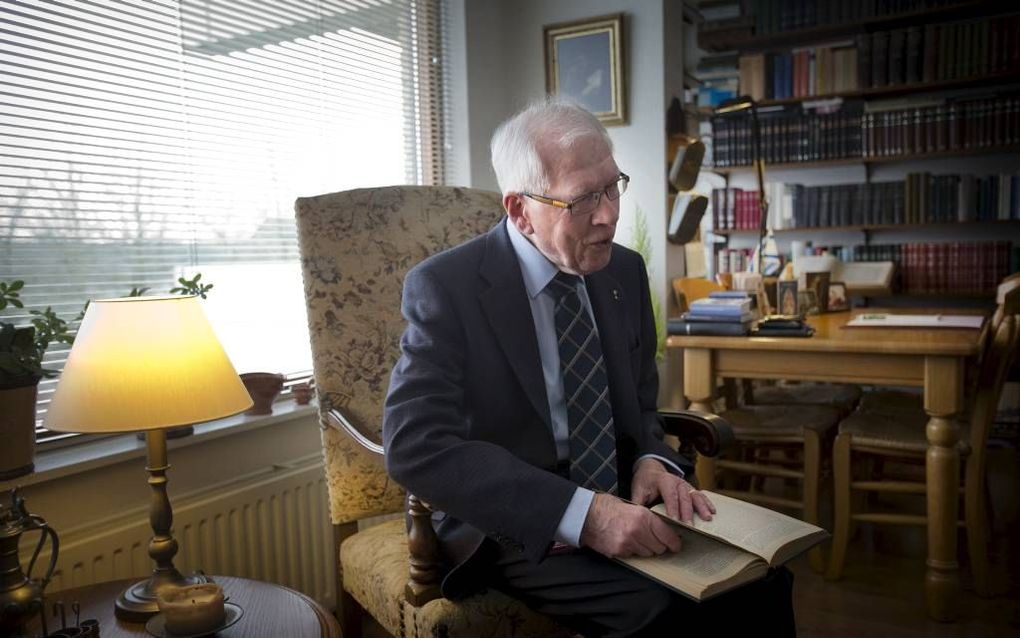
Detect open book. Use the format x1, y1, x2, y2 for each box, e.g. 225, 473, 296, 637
618, 491, 828, 601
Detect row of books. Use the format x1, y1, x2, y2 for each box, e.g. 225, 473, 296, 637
863, 95, 1020, 157
737, 13, 1020, 102
738, 45, 858, 101
858, 16, 1020, 90
717, 247, 755, 275
711, 95, 1019, 167
744, 0, 958, 37
852, 241, 1015, 294
712, 101, 863, 166
711, 173, 1020, 230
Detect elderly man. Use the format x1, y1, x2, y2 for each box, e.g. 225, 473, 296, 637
384, 99, 795, 636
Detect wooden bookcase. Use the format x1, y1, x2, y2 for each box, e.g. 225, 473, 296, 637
683, 0, 1020, 304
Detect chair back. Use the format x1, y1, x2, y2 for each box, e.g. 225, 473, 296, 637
967, 309, 1019, 462
672, 277, 724, 313
295, 186, 504, 524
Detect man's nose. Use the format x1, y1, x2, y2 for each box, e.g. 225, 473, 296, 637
590, 194, 619, 225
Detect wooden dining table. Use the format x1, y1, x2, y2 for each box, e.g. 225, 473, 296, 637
667, 309, 989, 622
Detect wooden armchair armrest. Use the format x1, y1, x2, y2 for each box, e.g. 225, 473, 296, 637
325, 408, 442, 606
658, 409, 734, 458
325, 408, 384, 455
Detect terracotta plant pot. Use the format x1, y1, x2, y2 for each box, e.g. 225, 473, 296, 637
292, 381, 314, 405
239, 372, 284, 415
0, 381, 38, 480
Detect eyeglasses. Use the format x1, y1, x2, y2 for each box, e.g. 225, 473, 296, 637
521, 173, 630, 217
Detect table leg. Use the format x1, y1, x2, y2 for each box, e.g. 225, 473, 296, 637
684, 348, 717, 490
924, 355, 963, 622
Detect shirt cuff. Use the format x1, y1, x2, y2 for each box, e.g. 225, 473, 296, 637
634, 453, 685, 479
554, 487, 595, 547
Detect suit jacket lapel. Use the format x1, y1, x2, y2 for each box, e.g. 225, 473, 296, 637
478, 222, 552, 429
586, 267, 633, 411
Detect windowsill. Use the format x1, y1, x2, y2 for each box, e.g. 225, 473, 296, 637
1, 400, 319, 490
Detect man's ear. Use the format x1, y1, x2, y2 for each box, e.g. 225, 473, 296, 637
503, 193, 534, 235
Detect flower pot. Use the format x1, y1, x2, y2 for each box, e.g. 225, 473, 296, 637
292, 381, 314, 405
239, 372, 285, 415
0, 381, 38, 480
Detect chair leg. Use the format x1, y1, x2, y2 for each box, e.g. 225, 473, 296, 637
966, 475, 993, 597
803, 429, 824, 573
696, 454, 717, 490
826, 432, 852, 581
341, 587, 366, 638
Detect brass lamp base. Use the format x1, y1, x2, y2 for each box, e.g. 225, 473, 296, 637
114, 429, 210, 622
115, 570, 211, 622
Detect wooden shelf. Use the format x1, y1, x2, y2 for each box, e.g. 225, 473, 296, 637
701, 0, 1004, 52
754, 71, 1020, 108
710, 145, 1020, 173
713, 220, 1020, 236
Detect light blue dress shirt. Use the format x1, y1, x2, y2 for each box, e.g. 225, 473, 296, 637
505, 221, 683, 547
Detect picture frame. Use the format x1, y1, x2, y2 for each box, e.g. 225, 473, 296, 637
544, 13, 626, 126
777, 280, 799, 316
828, 281, 850, 312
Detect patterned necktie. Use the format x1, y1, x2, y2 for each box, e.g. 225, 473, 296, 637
548, 271, 618, 494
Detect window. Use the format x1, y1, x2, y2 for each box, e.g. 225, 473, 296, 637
1, 0, 450, 441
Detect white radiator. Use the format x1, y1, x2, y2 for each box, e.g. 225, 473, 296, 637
29, 454, 335, 609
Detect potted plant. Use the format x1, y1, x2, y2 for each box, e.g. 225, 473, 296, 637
0, 280, 74, 479
0, 275, 214, 479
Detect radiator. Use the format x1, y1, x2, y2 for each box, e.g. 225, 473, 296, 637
29, 454, 335, 609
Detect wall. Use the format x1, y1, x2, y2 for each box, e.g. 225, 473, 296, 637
455, 0, 676, 317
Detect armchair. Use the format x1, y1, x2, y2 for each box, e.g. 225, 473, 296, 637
295, 186, 731, 637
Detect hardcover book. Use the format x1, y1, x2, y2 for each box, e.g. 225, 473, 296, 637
618, 492, 828, 602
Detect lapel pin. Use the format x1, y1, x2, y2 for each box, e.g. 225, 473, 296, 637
612, 289, 620, 301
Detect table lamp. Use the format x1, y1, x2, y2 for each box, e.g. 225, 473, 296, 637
42, 295, 253, 621
714, 95, 769, 276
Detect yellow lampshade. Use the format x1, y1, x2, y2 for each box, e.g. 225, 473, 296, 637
44, 295, 253, 433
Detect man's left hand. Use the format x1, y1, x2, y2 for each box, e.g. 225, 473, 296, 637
631, 458, 715, 524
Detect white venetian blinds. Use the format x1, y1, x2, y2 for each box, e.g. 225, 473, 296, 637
1, 0, 449, 439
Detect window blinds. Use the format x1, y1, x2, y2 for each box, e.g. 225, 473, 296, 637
1, 0, 449, 441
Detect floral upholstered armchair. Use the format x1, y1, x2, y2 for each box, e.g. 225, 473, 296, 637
295, 186, 730, 638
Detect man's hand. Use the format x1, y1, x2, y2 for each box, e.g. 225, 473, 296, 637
579, 492, 682, 558
630, 458, 716, 524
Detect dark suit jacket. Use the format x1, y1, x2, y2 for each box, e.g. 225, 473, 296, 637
383, 219, 691, 597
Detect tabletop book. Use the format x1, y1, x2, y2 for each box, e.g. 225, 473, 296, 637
617, 491, 828, 602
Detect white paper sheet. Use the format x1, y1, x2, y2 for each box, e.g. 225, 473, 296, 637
845, 314, 985, 329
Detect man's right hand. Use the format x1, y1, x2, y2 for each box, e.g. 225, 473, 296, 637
579, 493, 682, 558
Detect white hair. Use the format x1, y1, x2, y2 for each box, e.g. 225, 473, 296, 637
490, 97, 613, 196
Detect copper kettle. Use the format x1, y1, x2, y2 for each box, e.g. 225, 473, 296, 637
0, 488, 59, 637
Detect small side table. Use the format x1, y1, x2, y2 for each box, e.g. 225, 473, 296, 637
29, 575, 341, 637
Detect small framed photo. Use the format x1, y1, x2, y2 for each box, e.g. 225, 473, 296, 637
828, 282, 850, 312
544, 13, 626, 126
777, 280, 799, 316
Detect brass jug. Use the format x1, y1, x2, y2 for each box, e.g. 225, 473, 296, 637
0, 488, 59, 637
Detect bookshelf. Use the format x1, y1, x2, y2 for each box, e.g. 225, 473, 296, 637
682, 0, 1020, 302
711, 146, 1020, 172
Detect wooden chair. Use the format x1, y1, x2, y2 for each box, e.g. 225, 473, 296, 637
295, 186, 732, 638
674, 277, 852, 574
826, 282, 1020, 595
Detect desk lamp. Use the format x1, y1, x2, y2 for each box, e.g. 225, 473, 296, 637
714, 95, 769, 275
42, 295, 252, 621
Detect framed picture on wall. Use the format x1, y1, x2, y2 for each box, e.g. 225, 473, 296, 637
543, 13, 626, 126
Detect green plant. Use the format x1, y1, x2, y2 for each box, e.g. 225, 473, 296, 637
0, 274, 214, 385
630, 207, 666, 362
0, 280, 74, 383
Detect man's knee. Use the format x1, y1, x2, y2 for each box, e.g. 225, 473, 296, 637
599, 580, 677, 636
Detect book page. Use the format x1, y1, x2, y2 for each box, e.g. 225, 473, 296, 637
617, 527, 763, 601
652, 491, 827, 564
